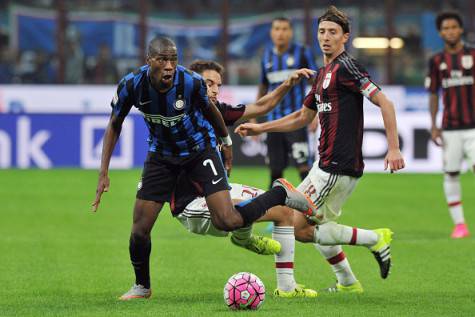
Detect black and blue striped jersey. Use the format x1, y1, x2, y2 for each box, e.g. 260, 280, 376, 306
111, 64, 217, 157
260, 43, 317, 120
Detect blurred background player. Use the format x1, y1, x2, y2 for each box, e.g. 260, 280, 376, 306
257, 16, 317, 188
426, 11, 475, 239
92, 37, 316, 300
236, 6, 405, 293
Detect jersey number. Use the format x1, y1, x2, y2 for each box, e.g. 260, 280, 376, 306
203, 159, 218, 176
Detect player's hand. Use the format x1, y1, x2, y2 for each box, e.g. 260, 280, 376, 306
431, 126, 443, 146
92, 173, 110, 212
384, 149, 405, 173
221, 145, 233, 177
286, 68, 316, 86
234, 123, 264, 137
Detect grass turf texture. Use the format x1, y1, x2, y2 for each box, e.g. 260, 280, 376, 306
1, 168, 474, 317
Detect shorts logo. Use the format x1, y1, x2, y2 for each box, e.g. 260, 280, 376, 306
462, 55, 473, 69
212, 177, 223, 185
322, 72, 332, 89
174, 99, 185, 110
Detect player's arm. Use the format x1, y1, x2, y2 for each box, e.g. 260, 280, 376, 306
92, 78, 133, 212
235, 106, 316, 136
239, 68, 315, 121
429, 93, 442, 146
369, 91, 405, 172
201, 87, 233, 175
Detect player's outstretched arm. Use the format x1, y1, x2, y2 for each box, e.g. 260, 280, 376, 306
429, 93, 442, 146
235, 106, 316, 137
370, 91, 405, 172
92, 113, 124, 212
240, 69, 315, 121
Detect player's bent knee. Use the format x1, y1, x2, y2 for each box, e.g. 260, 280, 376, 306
294, 225, 315, 243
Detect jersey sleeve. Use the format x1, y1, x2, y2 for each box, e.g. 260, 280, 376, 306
302, 46, 317, 70
339, 58, 381, 99
194, 78, 211, 110
216, 101, 246, 126
110, 76, 134, 119
303, 83, 317, 111
425, 56, 440, 93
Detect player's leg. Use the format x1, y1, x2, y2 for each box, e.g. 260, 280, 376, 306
267, 132, 287, 189
119, 153, 174, 300
442, 130, 468, 238
295, 167, 364, 292
288, 128, 311, 180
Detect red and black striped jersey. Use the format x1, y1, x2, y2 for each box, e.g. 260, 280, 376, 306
425, 45, 475, 130
304, 51, 380, 177
215, 101, 246, 126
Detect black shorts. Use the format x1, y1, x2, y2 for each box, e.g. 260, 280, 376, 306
266, 128, 310, 171
136, 148, 230, 202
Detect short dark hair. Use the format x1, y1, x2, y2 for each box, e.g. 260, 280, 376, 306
271, 16, 292, 28
436, 11, 463, 31
318, 6, 350, 34
189, 60, 224, 76
147, 36, 176, 57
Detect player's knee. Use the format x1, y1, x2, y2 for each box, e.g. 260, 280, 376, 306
294, 225, 314, 243
275, 207, 294, 226
444, 172, 460, 181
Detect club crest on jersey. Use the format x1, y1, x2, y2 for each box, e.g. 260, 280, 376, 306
461, 55, 473, 69
174, 99, 185, 110
322, 72, 332, 89
287, 56, 295, 67
439, 62, 447, 71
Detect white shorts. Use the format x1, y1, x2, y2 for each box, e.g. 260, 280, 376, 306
176, 183, 265, 237
442, 129, 475, 172
297, 164, 358, 223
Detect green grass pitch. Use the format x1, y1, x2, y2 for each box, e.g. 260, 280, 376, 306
1, 168, 474, 316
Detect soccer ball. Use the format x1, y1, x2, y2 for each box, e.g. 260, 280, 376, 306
223, 272, 265, 310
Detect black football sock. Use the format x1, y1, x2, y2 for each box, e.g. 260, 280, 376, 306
299, 170, 309, 180
129, 233, 152, 289
235, 187, 287, 226
269, 171, 283, 189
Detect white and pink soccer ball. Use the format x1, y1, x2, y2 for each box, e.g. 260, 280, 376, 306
223, 272, 265, 310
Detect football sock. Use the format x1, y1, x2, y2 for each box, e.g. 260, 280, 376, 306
314, 222, 379, 247
299, 170, 309, 180
444, 174, 465, 224
273, 226, 297, 291
235, 187, 286, 226
129, 233, 152, 289
230, 226, 252, 246
315, 244, 357, 286
270, 171, 283, 189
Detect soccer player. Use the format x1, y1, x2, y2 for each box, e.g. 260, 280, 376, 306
257, 17, 317, 187
426, 11, 475, 238
91, 37, 316, 300
236, 6, 405, 293
173, 60, 317, 298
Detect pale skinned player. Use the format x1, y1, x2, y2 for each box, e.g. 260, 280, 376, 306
236, 6, 405, 293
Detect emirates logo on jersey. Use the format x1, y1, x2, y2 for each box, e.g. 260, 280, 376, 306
322, 72, 332, 89
462, 55, 473, 69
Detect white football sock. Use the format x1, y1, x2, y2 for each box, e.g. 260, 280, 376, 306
444, 174, 465, 225
273, 226, 296, 291
314, 222, 379, 247
315, 244, 357, 286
